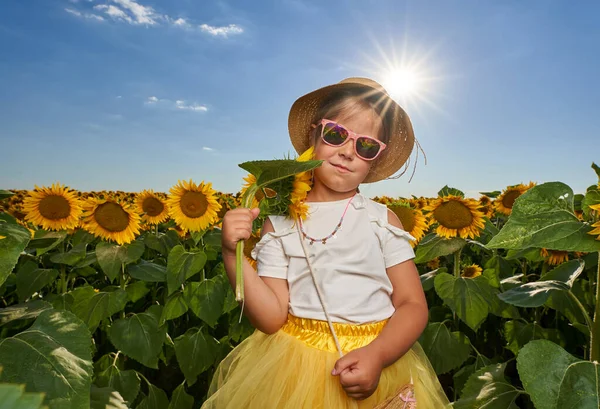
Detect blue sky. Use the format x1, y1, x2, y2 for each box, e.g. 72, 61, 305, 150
1, 0, 599, 199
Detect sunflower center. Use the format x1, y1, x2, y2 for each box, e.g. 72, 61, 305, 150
39, 195, 71, 220
244, 235, 260, 259
180, 191, 209, 218
462, 266, 481, 278
142, 197, 164, 217
433, 200, 473, 229
94, 202, 130, 232
502, 191, 522, 209
390, 206, 416, 232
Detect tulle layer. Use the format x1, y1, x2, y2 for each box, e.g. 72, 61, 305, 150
201, 315, 450, 409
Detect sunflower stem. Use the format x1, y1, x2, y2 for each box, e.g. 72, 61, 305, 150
590, 251, 600, 362
120, 263, 126, 319
453, 249, 462, 278
60, 265, 67, 294
235, 184, 259, 302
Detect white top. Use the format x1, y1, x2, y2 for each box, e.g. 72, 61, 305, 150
250, 193, 416, 324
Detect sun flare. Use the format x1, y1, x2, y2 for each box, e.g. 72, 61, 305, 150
382, 68, 422, 99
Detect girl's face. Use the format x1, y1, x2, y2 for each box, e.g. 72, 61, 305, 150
310, 107, 384, 198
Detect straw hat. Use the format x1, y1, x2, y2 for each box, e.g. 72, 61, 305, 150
288, 77, 416, 183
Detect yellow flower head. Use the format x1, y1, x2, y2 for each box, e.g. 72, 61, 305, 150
494, 182, 536, 216
423, 195, 486, 239
135, 190, 169, 225
461, 264, 483, 279
22, 183, 83, 231
81, 197, 141, 245
540, 248, 570, 266
167, 180, 221, 232
387, 201, 429, 247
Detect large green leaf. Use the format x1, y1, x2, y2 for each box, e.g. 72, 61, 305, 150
438, 185, 465, 198
108, 305, 166, 369
96, 242, 127, 282
125, 281, 150, 303
556, 360, 600, 408
122, 240, 145, 264
0, 222, 31, 287
168, 383, 194, 409
0, 300, 53, 326
453, 363, 522, 409
174, 327, 219, 386
160, 293, 189, 325
420, 268, 444, 292
418, 322, 471, 375
50, 243, 87, 266
517, 340, 585, 409
504, 320, 564, 355
414, 234, 466, 264
95, 365, 140, 404
238, 159, 322, 188
28, 230, 67, 255
434, 273, 495, 331
0, 382, 46, 408
184, 277, 226, 327
128, 261, 167, 282
16, 261, 58, 302
487, 182, 600, 252
90, 386, 128, 409
71, 286, 128, 332
167, 245, 207, 295
0, 310, 93, 409
453, 354, 493, 399
0, 189, 15, 200
135, 384, 169, 409
582, 187, 600, 218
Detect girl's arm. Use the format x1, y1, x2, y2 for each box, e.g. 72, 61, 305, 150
367, 209, 429, 367
221, 209, 290, 334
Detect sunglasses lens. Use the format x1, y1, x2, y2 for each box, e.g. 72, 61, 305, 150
322, 123, 348, 145
356, 137, 381, 159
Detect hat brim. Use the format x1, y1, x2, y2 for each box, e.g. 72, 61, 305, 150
288, 80, 415, 183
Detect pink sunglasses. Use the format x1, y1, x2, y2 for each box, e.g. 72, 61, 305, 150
312, 119, 387, 161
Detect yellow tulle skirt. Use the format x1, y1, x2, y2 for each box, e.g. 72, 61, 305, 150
201, 315, 450, 408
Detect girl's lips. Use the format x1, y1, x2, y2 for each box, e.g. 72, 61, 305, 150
331, 163, 351, 173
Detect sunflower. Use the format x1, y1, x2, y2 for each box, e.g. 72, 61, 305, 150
136, 190, 169, 225
288, 146, 314, 223
494, 182, 536, 216
22, 183, 83, 231
461, 264, 483, 279
243, 232, 261, 270
588, 203, 600, 240
478, 195, 495, 218
423, 195, 486, 239
427, 257, 440, 270
239, 174, 260, 208
540, 248, 569, 266
387, 202, 428, 247
167, 180, 221, 232
81, 198, 141, 245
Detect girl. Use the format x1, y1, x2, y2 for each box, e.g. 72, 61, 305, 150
202, 78, 450, 408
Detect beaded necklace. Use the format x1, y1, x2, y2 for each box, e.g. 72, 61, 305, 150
298, 193, 357, 245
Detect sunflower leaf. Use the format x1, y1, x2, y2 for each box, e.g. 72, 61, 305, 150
167, 245, 207, 295
135, 383, 170, 409
0, 222, 31, 287
183, 277, 226, 327
238, 159, 322, 188
174, 327, 219, 386
50, 242, 87, 266
94, 365, 140, 405
16, 260, 58, 302
0, 189, 15, 200
0, 300, 53, 326
96, 242, 128, 282
71, 285, 129, 332
0, 309, 94, 409
592, 162, 600, 182
90, 386, 129, 409
0, 382, 46, 408
419, 322, 471, 375
160, 293, 189, 325
438, 185, 464, 198
128, 261, 167, 282
453, 363, 522, 409
582, 186, 600, 219
486, 182, 600, 252
168, 382, 194, 409
414, 233, 466, 264
28, 230, 67, 255
504, 320, 565, 355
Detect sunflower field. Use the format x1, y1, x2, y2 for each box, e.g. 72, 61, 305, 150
1, 163, 600, 409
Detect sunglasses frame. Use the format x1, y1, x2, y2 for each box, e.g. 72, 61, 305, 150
312, 119, 387, 161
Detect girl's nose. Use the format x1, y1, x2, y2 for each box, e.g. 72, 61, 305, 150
338, 138, 355, 159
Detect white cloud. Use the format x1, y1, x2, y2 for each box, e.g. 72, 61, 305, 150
116, 95, 122, 99
146, 96, 159, 104
199, 23, 243, 38
94, 4, 133, 23
175, 100, 208, 112
65, 8, 105, 21
112, 0, 159, 25
202, 147, 214, 151
145, 96, 207, 113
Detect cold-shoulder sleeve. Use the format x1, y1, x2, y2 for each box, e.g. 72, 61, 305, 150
250, 216, 294, 279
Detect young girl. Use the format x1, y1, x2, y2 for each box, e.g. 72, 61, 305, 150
202, 78, 450, 408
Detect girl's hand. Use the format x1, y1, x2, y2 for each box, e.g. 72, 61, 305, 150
221, 207, 260, 256
331, 346, 384, 401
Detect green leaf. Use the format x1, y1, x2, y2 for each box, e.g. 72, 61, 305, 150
453, 354, 493, 399
71, 286, 128, 332
418, 322, 471, 375
95, 365, 140, 404
168, 383, 194, 409
228, 313, 254, 343
0, 382, 46, 408
184, 277, 226, 327
0, 189, 15, 200
238, 159, 322, 188
125, 281, 150, 303
484, 255, 514, 280
504, 320, 564, 355
123, 240, 145, 264
487, 182, 600, 252
582, 187, 600, 219
128, 261, 167, 282
71, 229, 96, 247
517, 340, 581, 409
174, 327, 219, 386
135, 384, 169, 409
16, 261, 58, 302
28, 230, 67, 255
0, 310, 93, 409
438, 185, 464, 198
434, 273, 495, 331
108, 305, 166, 369
480, 190, 501, 198
453, 363, 522, 409
0, 222, 31, 287
167, 246, 207, 295
144, 233, 168, 256
50, 243, 87, 266
73, 251, 97, 269
90, 386, 128, 409
414, 234, 466, 264
0, 300, 53, 326
160, 294, 189, 325
592, 162, 600, 182
96, 242, 127, 282
556, 360, 600, 408
203, 230, 222, 250
420, 268, 445, 292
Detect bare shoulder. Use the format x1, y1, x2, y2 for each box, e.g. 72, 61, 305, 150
386, 208, 405, 230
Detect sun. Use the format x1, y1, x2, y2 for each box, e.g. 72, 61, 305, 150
382, 68, 422, 100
